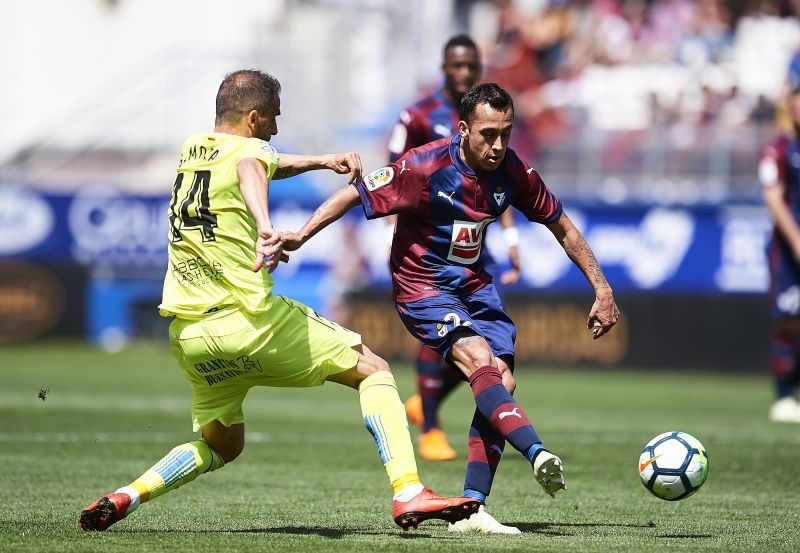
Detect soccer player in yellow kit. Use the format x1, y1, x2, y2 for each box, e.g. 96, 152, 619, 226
79, 70, 480, 532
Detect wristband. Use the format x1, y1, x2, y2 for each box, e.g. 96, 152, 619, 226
503, 226, 520, 248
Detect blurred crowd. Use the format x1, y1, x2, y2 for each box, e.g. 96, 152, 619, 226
459, 0, 800, 162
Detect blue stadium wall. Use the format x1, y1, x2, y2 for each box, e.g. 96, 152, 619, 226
0, 183, 771, 371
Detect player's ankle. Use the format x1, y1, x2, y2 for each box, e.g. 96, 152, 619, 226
114, 486, 141, 514
526, 443, 546, 463
393, 483, 424, 502
463, 488, 486, 503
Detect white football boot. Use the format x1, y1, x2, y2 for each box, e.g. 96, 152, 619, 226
769, 397, 800, 423
448, 505, 521, 534
532, 450, 566, 497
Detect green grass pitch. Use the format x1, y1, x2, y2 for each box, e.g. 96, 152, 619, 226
1, 342, 799, 552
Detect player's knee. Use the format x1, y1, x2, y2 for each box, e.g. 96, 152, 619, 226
218, 442, 244, 463
450, 335, 493, 370
202, 421, 245, 463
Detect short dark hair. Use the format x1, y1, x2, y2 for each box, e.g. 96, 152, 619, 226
443, 34, 478, 60
459, 82, 514, 124
215, 70, 281, 124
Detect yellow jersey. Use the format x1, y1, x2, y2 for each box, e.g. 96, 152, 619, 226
159, 132, 279, 317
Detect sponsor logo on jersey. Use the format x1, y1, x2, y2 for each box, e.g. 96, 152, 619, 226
438, 190, 456, 205
364, 167, 394, 191
447, 219, 493, 264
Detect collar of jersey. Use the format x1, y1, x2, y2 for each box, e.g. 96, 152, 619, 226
449, 134, 475, 177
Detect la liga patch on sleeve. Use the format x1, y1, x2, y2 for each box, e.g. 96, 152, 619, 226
364, 167, 395, 191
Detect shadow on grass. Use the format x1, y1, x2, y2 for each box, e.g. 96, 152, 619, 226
227, 526, 437, 539
655, 533, 714, 539
511, 521, 714, 540
125, 526, 446, 539
511, 520, 665, 537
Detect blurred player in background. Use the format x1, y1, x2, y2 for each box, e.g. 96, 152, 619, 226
388, 34, 523, 463
79, 70, 481, 532
760, 77, 800, 423
284, 83, 619, 534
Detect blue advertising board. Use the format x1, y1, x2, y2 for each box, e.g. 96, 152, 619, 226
0, 182, 772, 365
0, 184, 772, 295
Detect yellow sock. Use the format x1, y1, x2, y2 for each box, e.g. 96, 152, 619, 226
359, 371, 421, 494
129, 439, 225, 503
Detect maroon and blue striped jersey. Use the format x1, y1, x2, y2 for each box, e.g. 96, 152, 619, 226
760, 134, 800, 316
354, 134, 562, 303
387, 89, 459, 162
760, 135, 800, 246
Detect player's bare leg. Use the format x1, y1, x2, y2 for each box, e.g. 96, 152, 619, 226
326, 344, 480, 529
79, 421, 235, 531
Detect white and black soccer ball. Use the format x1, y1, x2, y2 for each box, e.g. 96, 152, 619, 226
638, 431, 708, 501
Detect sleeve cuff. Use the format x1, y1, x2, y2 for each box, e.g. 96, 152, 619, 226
353, 181, 376, 219
540, 201, 563, 225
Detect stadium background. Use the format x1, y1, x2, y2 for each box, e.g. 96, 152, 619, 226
2, 0, 796, 371
4, 2, 800, 551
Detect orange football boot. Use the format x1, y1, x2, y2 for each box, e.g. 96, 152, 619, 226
79, 492, 132, 531
419, 428, 457, 461
392, 487, 480, 530
404, 394, 424, 427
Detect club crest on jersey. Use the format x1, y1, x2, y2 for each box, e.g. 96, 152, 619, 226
364, 167, 395, 191
493, 186, 506, 206
448, 219, 493, 264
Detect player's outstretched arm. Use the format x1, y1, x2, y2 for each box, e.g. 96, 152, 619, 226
273, 152, 362, 183
546, 211, 620, 339
283, 185, 362, 251
237, 157, 287, 273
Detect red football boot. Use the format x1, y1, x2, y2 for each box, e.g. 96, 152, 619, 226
79, 492, 132, 531
392, 487, 481, 530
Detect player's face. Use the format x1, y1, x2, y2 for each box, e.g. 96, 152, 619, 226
253, 98, 281, 141
460, 103, 513, 171
442, 46, 481, 100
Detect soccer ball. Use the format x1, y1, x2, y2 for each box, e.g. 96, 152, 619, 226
638, 431, 708, 501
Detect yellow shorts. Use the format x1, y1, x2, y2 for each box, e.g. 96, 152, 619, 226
168, 296, 361, 432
